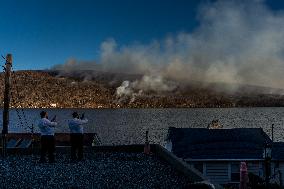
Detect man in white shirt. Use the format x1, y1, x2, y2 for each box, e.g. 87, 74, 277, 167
68, 112, 88, 161
38, 111, 57, 163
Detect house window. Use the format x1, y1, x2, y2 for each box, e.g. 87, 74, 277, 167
193, 162, 204, 173
231, 162, 240, 182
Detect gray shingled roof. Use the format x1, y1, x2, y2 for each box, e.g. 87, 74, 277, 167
167, 127, 272, 160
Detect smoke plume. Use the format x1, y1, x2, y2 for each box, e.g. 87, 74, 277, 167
115, 75, 177, 102
53, 0, 284, 98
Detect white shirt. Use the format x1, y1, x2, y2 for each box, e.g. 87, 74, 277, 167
38, 118, 57, 136
68, 118, 88, 134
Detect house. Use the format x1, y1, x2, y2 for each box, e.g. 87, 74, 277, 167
165, 127, 283, 185
272, 142, 284, 185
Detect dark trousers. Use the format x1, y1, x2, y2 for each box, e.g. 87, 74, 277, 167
40, 135, 55, 162
70, 133, 84, 160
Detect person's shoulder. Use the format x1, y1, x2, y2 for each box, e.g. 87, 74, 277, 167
38, 118, 48, 125
39, 118, 46, 122
42, 118, 49, 122
68, 118, 77, 123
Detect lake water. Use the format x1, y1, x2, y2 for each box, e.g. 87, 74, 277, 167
0, 108, 283, 145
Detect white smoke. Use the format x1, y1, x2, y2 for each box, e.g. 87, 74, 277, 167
116, 75, 176, 103
115, 80, 141, 103
116, 81, 133, 98
54, 0, 284, 99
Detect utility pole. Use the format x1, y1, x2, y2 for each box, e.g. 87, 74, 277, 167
271, 124, 274, 142
2, 54, 12, 157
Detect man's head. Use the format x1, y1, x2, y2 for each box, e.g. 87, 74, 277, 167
40, 111, 48, 118
72, 112, 79, 118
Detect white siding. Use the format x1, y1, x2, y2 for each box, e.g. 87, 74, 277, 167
205, 162, 229, 184
187, 161, 265, 185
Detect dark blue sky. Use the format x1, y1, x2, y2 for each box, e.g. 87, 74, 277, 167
0, 0, 283, 70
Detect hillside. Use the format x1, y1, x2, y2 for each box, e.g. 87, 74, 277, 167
0, 70, 284, 108
0, 71, 114, 108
